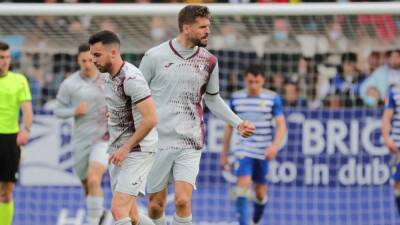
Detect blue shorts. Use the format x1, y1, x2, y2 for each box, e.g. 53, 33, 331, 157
234, 156, 269, 184
392, 163, 400, 181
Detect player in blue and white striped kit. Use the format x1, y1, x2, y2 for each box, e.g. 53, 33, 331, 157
382, 84, 400, 215
220, 65, 287, 225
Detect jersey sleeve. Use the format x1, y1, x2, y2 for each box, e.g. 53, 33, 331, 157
206, 61, 219, 95
56, 81, 72, 106
139, 52, 155, 84
385, 88, 395, 109
272, 95, 284, 116
124, 73, 151, 104
18, 75, 32, 102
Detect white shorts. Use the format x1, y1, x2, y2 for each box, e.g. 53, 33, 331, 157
109, 151, 154, 196
74, 141, 109, 181
146, 148, 202, 193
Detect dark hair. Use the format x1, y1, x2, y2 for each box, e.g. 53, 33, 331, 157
78, 43, 90, 55
245, 64, 265, 78
0, 41, 10, 51
341, 52, 357, 64
88, 30, 120, 46
178, 5, 210, 32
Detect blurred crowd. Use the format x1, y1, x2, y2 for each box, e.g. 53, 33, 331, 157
0, 3, 399, 110
1, 0, 399, 3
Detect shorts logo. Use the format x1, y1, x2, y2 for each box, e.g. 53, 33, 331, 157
164, 62, 174, 68
132, 176, 143, 187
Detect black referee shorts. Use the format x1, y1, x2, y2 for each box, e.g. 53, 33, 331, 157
0, 133, 21, 182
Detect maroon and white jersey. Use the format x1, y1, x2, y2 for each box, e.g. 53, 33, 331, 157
104, 62, 158, 153
139, 39, 219, 150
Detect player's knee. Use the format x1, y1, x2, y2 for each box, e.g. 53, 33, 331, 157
174, 195, 190, 210
130, 213, 139, 225
87, 175, 101, 190
148, 199, 165, 217
111, 203, 127, 220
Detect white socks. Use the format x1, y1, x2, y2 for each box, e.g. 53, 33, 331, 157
115, 217, 131, 225
172, 213, 192, 225
152, 214, 166, 225
86, 196, 104, 225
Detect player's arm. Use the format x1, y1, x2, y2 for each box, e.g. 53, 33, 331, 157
109, 73, 157, 166
220, 124, 233, 168
17, 75, 33, 146
138, 52, 155, 84
265, 96, 287, 160
109, 96, 157, 167
382, 88, 398, 154
204, 62, 255, 137
53, 81, 86, 119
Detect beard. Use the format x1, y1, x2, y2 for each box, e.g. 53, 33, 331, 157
191, 36, 208, 48
96, 61, 112, 74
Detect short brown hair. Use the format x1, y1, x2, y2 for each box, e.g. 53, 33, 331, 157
78, 43, 90, 56
178, 5, 210, 32
0, 41, 10, 51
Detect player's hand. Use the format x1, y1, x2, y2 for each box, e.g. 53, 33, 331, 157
75, 101, 88, 116
220, 151, 229, 168
109, 147, 130, 167
265, 145, 279, 160
16, 129, 29, 146
237, 120, 255, 138
384, 138, 399, 155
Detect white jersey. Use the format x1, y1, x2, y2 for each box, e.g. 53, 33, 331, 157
139, 39, 219, 150
104, 62, 158, 153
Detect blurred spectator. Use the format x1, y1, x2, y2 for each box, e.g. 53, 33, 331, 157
264, 18, 300, 53
326, 20, 349, 52
324, 94, 341, 109
282, 82, 307, 107
270, 73, 285, 95
328, 53, 366, 107
150, 17, 167, 42
366, 51, 381, 75
364, 86, 383, 108
360, 49, 400, 102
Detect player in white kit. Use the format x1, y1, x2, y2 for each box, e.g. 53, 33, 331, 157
89, 30, 158, 225
139, 5, 256, 225
54, 44, 109, 225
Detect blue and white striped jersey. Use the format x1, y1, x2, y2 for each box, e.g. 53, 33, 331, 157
386, 85, 400, 146
229, 89, 283, 159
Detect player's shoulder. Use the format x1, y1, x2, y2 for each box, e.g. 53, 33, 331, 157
144, 41, 170, 58
8, 71, 27, 81
260, 89, 280, 99
122, 62, 145, 80
61, 71, 80, 85
231, 89, 247, 99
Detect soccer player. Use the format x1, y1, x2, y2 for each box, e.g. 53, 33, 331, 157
382, 84, 400, 215
0, 41, 33, 225
220, 65, 287, 225
88, 30, 157, 225
54, 43, 109, 225
139, 5, 255, 225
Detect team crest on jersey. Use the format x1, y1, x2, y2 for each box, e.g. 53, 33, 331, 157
199, 64, 206, 71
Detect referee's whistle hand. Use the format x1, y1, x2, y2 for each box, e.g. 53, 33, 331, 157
17, 130, 29, 146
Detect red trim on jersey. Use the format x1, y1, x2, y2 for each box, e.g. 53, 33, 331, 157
169, 40, 200, 60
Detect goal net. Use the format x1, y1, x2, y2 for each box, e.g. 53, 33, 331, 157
1, 3, 399, 225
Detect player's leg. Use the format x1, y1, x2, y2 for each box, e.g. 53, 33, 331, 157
112, 151, 155, 225
234, 157, 253, 225
0, 182, 15, 225
250, 159, 269, 225
171, 149, 201, 225
394, 181, 400, 215
148, 189, 168, 225
0, 133, 20, 225
147, 149, 176, 225
86, 142, 109, 225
